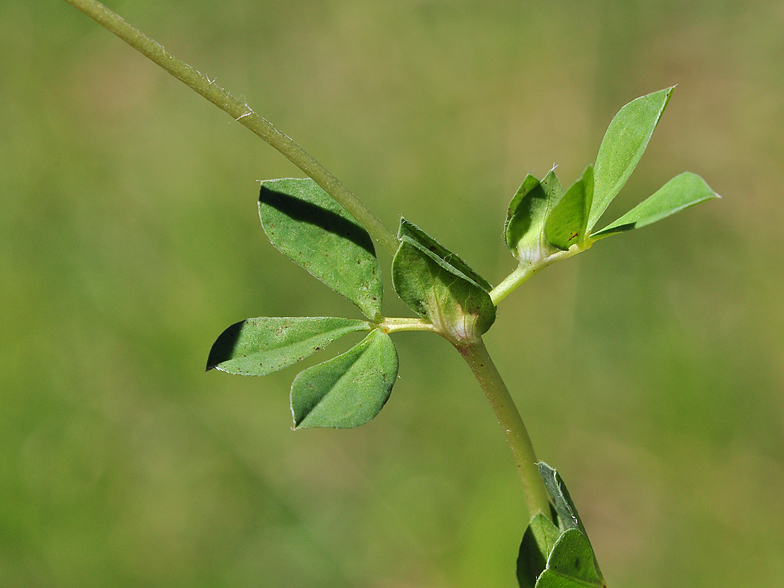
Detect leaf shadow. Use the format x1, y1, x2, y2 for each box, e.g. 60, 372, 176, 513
259, 186, 376, 255
205, 319, 246, 371
591, 222, 636, 239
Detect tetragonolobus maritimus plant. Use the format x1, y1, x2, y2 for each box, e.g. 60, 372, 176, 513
65, 1, 719, 585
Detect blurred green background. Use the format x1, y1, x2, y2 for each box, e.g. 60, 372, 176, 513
2, 0, 783, 586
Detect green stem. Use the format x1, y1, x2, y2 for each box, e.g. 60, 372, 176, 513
379, 317, 438, 334
457, 338, 552, 521
490, 246, 584, 306
63, 0, 400, 256
490, 265, 541, 306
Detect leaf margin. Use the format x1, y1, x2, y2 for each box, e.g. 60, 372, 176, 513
207, 316, 372, 376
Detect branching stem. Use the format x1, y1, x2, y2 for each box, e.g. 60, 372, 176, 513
66, 0, 552, 522
490, 245, 585, 305
63, 0, 400, 255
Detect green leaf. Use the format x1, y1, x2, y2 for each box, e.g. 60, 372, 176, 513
259, 178, 383, 320
589, 87, 674, 230
207, 317, 371, 376
392, 219, 496, 343
517, 513, 562, 588
291, 329, 399, 429
538, 463, 588, 535
591, 172, 719, 240
535, 463, 604, 586
517, 465, 607, 588
516, 464, 606, 588
399, 219, 492, 292
534, 529, 606, 588
545, 166, 594, 251
505, 170, 564, 264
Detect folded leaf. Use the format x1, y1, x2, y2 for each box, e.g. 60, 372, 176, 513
590, 172, 719, 240
259, 178, 383, 320
505, 170, 564, 264
545, 166, 593, 251
399, 219, 492, 292
516, 464, 606, 588
534, 529, 606, 588
589, 87, 674, 230
392, 220, 495, 343
291, 329, 399, 429
207, 317, 371, 376
538, 463, 588, 535
538, 463, 604, 582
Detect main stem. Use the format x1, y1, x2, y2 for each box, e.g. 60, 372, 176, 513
67, 0, 551, 519
458, 339, 552, 521
64, 0, 400, 256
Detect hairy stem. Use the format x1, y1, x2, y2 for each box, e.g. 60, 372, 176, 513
457, 338, 552, 521
63, 0, 400, 255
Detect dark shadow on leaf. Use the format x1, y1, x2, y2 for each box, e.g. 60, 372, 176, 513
591, 222, 636, 239
506, 182, 547, 249
516, 505, 559, 588
259, 186, 375, 255
517, 525, 548, 588
206, 319, 245, 371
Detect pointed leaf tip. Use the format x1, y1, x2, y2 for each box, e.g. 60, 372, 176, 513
591, 172, 719, 240
590, 87, 674, 230
537, 462, 587, 535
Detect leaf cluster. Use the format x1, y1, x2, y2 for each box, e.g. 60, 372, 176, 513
205, 87, 719, 584
206, 178, 498, 428
517, 464, 606, 588
503, 88, 717, 276
208, 87, 717, 432
51, 3, 721, 583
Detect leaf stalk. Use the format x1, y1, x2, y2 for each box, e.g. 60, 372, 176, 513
379, 317, 439, 334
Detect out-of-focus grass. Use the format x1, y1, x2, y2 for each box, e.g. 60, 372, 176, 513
2, 1, 783, 586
